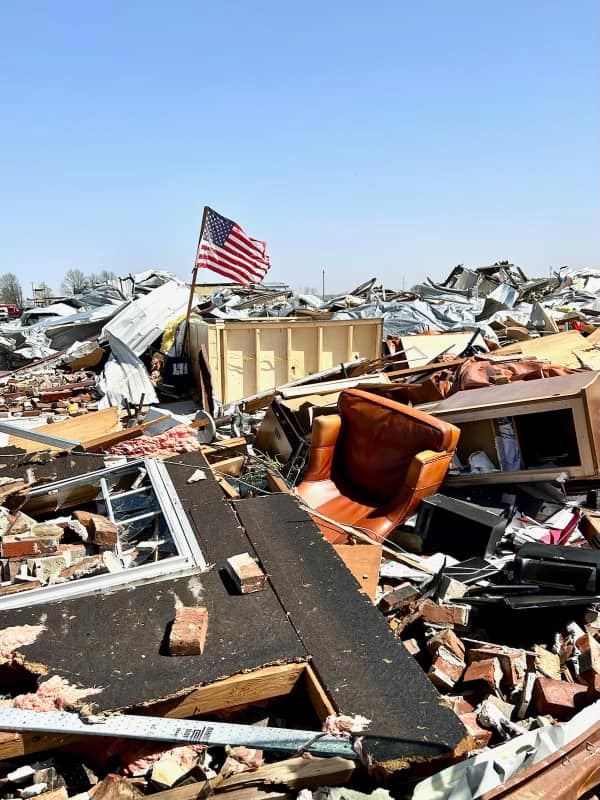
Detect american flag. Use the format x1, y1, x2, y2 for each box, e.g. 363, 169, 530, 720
195, 207, 271, 286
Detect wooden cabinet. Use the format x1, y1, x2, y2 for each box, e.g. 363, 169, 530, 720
430, 372, 600, 485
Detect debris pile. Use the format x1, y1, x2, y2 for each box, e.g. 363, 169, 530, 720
3, 261, 600, 798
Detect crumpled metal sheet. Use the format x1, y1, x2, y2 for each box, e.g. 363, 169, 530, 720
331, 299, 498, 343
412, 700, 600, 800
98, 334, 158, 407
102, 280, 190, 356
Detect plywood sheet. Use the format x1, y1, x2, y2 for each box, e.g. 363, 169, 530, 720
8, 407, 121, 452
333, 544, 382, 601
493, 331, 587, 368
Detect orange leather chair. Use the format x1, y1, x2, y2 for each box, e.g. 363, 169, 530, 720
296, 389, 460, 544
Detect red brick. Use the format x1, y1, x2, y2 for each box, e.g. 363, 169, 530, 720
421, 599, 470, 628
58, 555, 105, 580
428, 646, 465, 691
169, 607, 209, 656
1, 537, 59, 558
0, 580, 42, 596
90, 515, 119, 549
463, 658, 503, 690
226, 553, 267, 594
40, 389, 72, 402
427, 629, 466, 661
468, 646, 527, 690
532, 677, 588, 720
576, 633, 600, 682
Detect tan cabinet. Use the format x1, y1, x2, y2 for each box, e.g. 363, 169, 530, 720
431, 372, 600, 484
187, 317, 383, 405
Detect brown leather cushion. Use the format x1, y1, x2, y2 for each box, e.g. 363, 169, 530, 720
332, 389, 455, 503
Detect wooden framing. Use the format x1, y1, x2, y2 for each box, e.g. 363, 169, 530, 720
0, 661, 337, 760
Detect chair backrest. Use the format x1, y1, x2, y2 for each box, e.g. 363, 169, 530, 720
332, 389, 459, 502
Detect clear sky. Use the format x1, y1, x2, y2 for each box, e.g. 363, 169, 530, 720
1, 1, 598, 294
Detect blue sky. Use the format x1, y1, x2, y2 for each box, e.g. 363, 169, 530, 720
1, 1, 598, 294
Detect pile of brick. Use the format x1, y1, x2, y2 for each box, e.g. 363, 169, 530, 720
0, 369, 99, 419
0, 507, 123, 597
379, 575, 600, 753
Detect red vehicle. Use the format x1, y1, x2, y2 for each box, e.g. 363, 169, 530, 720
0, 304, 22, 320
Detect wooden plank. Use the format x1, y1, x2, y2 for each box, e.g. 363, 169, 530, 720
215, 475, 240, 498
333, 544, 382, 601
385, 357, 465, 380
8, 407, 121, 452
266, 469, 292, 494
201, 437, 248, 458
0, 731, 80, 760
84, 414, 172, 451
304, 663, 337, 721
400, 333, 479, 368
493, 330, 588, 368
145, 663, 307, 718
217, 756, 355, 791
210, 455, 244, 477
149, 755, 354, 800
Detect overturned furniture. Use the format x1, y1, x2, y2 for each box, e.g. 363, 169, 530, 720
296, 389, 460, 543
431, 371, 600, 485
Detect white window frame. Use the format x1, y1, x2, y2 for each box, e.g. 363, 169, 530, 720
0, 458, 208, 610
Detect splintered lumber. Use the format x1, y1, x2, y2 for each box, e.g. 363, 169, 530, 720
84, 414, 171, 451
217, 756, 356, 791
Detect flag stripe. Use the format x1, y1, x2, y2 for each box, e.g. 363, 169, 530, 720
223, 238, 267, 270
197, 249, 265, 283
198, 254, 261, 285
212, 240, 268, 277
198, 244, 267, 281
198, 259, 254, 285
229, 227, 267, 259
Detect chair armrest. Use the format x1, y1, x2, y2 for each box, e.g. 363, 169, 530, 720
303, 413, 342, 482
405, 449, 455, 492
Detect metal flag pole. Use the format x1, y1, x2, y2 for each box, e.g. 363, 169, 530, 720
184, 206, 209, 355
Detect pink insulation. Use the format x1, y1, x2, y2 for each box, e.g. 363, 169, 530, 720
0, 675, 102, 711
105, 425, 202, 457
0, 624, 46, 664
322, 713, 371, 736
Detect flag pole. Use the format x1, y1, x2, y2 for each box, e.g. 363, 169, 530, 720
184, 206, 209, 356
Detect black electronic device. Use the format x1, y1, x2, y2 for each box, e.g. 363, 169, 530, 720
514, 542, 600, 595
415, 494, 507, 561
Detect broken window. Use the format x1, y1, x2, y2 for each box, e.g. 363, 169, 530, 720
0, 459, 207, 609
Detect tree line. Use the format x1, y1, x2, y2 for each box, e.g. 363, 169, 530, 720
0, 269, 118, 306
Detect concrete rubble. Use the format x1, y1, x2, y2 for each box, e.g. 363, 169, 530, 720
3, 261, 600, 798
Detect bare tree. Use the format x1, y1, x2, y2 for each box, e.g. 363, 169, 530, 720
0, 273, 23, 306
90, 269, 118, 285
62, 269, 90, 295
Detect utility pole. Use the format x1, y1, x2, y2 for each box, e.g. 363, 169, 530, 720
322, 268, 325, 301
